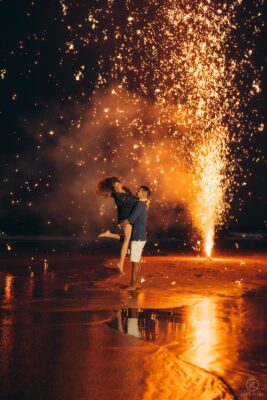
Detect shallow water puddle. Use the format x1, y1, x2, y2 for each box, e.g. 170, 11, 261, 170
108, 300, 267, 399
108, 306, 191, 345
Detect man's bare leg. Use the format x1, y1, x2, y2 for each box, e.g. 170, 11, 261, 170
126, 262, 140, 290
133, 262, 141, 289
130, 262, 135, 288
97, 230, 120, 240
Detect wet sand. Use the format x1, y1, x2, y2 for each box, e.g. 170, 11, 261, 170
0, 252, 266, 399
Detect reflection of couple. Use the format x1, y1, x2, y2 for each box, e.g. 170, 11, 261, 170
97, 176, 151, 290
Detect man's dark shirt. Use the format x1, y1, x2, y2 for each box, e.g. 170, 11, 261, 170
112, 186, 137, 223
127, 201, 147, 241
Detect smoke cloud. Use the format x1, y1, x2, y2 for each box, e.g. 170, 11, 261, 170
19, 85, 195, 239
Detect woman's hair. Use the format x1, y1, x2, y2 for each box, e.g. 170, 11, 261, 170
97, 176, 120, 197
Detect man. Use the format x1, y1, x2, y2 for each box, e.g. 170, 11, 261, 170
119, 185, 151, 290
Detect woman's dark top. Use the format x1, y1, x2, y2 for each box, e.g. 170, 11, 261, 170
112, 186, 137, 223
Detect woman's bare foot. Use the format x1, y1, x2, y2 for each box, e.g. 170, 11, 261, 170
97, 230, 111, 239
117, 263, 124, 274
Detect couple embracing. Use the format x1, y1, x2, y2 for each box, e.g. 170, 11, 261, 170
97, 176, 151, 290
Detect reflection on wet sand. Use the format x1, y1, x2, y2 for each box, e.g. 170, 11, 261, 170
182, 297, 233, 373
4, 274, 14, 302
0, 253, 266, 400
110, 296, 266, 399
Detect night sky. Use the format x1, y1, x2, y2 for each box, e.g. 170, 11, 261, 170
0, 0, 266, 239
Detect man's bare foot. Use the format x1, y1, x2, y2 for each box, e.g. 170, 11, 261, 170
97, 230, 111, 239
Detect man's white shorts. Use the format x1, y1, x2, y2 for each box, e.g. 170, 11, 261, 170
130, 240, 146, 263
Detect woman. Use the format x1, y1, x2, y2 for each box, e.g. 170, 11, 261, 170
97, 176, 137, 273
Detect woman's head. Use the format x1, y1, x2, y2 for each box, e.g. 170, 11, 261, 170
97, 176, 122, 196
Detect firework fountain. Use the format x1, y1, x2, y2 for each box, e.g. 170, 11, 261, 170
56, 0, 263, 256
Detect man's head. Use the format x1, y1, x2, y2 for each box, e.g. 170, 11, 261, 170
137, 185, 151, 201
